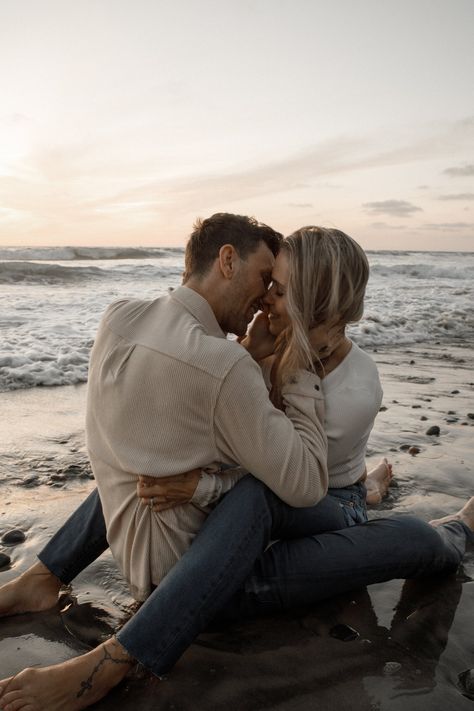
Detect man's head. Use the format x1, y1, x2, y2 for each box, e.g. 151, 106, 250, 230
183, 213, 282, 337
184, 213, 282, 281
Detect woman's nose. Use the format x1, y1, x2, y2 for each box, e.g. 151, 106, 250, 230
263, 288, 274, 305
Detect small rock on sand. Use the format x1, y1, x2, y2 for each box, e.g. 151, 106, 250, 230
451, 390, 460, 394
329, 624, 359, 642
2, 529, 26, 545
408, 446, 421, 456
426, 425, 440, 436
457, 669, 474, 700
0, 552, 11, 568
420, 415, 428, 421
468, 413, 474, 420
400, 444, 411, 451
384, 662, 402, 675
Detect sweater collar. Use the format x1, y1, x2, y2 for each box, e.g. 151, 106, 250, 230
170, 286, 226, 338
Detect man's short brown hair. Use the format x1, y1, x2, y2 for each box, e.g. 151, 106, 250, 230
184, 213, 282, 281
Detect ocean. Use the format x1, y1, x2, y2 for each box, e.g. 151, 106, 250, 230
0, 247, 473, 392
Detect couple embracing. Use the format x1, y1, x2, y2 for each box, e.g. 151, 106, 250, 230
0, 213, 473, 710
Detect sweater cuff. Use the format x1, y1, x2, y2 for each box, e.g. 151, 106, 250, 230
190, 470, 220, 507
281, 370, 324, 399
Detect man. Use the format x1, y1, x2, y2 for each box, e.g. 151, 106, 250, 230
0, 213, 472, 710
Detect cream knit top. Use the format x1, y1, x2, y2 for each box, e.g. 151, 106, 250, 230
322, 340, 383, 487
86, 286, 328, 600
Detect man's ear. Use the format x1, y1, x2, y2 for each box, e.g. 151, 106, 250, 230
218, 244, 239, 279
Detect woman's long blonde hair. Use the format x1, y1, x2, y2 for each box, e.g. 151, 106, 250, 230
273, 226, 369, 397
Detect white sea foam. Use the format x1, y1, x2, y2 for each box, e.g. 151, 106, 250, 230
0, 246, 179, 261
0, 250, 473, 391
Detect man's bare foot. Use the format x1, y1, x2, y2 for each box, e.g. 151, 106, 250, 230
429, 497, 474, 532
0, 637, 135, 710
365, 458, 393, 505
0, 561, 62, 617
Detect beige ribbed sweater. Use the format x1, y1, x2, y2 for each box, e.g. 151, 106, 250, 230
86, 286, 327, 600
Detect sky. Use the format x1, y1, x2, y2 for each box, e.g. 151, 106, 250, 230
1, 0, 473, 250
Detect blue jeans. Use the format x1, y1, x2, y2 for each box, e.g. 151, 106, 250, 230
38, 477, 471, 677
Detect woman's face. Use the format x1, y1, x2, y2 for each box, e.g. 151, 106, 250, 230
263, 250, 346, 356
263, 251, 291, 336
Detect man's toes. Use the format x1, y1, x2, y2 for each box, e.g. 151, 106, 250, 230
4, 701, 34, 711
2, 691, 31, 711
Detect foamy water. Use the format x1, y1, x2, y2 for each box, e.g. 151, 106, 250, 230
0, 247, 473, 391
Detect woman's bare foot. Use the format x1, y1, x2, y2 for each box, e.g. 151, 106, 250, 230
0, 637, 135, 710
365, 458, 393, 505
429, 497, 474, 532
0, 561, 62, 617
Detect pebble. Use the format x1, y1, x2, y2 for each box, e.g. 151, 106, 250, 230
420, 415, 428, 421
409, 360, 415, 365
400, 444, 411, 451
408, 446, 421, 456
379, 406, 388, 411
411, 405, 422, 409
22, 473, 40, 486
457, 669, 474, 700
448, 410, 456, 415
468, 413, 474, 420
426, 425, 440, 436
1, 529, 26, 545
329, 624, 359, 642
451, 390, 460, 394
383, 661, 402, 675
51, 473, 66, 482
0, 552, 11, 568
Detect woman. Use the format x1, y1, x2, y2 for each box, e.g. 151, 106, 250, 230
140, 226, 392, 533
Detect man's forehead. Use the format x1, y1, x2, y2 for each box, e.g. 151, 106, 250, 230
250, 242, 275, 271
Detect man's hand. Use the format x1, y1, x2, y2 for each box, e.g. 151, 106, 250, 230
239, 311, 276, 361
137, 469, 202, 512
309, 321, 345, 359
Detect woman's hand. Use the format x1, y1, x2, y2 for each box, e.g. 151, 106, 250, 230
137, 469, 202, 512
239, 311, 276, 361
309, 321, 345, 359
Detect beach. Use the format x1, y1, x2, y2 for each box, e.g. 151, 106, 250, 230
1, 340, 473, 710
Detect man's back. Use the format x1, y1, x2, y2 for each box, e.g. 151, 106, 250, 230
87, 285, 327, 600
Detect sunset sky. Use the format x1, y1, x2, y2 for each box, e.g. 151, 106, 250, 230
1, 0, 473, 250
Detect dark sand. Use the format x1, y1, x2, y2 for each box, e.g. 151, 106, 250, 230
0, 343, 473, 710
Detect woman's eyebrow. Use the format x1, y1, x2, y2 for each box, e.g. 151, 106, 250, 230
271, 277, 286, 289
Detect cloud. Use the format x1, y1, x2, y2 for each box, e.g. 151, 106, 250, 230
363, 200, 422, 217
438, 193, 474, 201
421, 222, 474, 230
287, 202, 314, 208
2, 113, 473, 243
0, 113, 31, 126
443, 163, 474, 177
370, 222, 407, 230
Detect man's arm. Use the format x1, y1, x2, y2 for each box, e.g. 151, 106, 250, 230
214, 354, 328, 508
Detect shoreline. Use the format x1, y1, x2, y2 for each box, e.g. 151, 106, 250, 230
0, 341, 473, 709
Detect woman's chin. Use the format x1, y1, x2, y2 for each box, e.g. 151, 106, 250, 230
268, 321, 282, 337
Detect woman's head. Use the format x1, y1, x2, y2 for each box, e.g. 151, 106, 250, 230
265, 226, 369, 383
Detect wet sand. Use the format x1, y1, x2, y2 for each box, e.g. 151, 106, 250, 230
0, 342, 473, 710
